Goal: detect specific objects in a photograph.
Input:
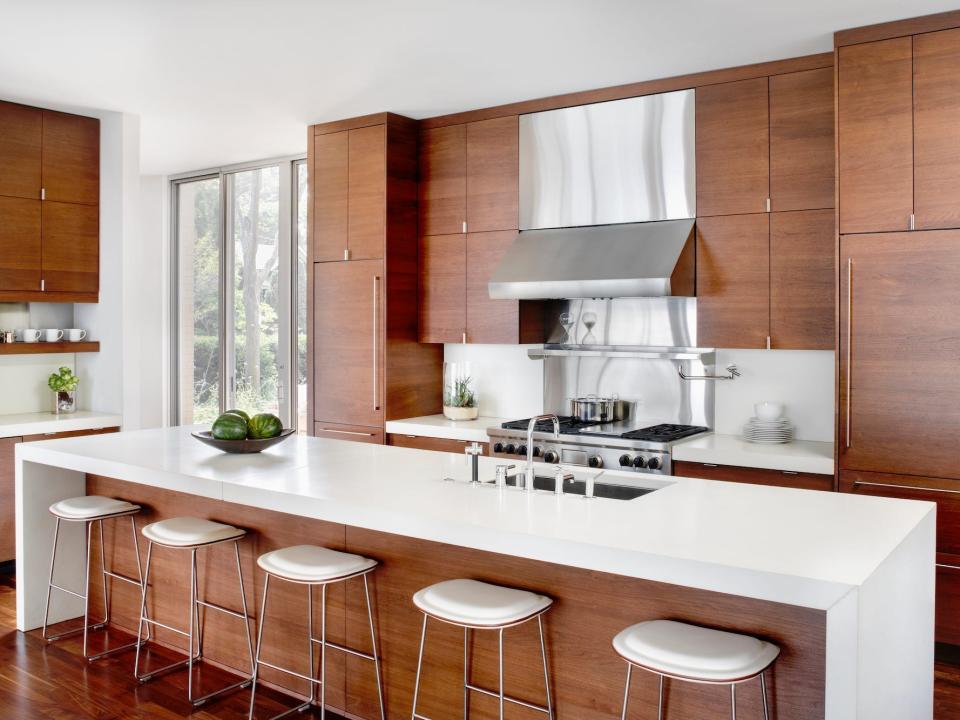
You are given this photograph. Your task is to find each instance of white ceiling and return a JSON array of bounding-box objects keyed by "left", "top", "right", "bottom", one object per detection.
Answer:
[{"left": 0, "top": 0, "right": 955, "bottom": 175}]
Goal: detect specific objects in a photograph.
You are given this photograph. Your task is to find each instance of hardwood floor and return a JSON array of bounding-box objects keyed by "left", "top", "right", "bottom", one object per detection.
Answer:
[{"left": 0, "top": 569, "right": 345, "bottom": 719}]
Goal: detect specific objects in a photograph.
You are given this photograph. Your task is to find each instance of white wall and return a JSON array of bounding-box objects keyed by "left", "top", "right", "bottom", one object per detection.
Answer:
[{"left": 443, "top": 344, "right": 542, "bottom": 419}]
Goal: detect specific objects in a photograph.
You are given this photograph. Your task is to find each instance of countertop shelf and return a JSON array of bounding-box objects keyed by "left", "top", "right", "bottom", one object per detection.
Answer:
[{"left": 0, "top": 341, "right": 99, "bottom": 355}]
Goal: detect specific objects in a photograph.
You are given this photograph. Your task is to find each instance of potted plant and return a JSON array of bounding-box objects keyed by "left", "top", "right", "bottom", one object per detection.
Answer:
[
  {"left": 443, "top": 362, "right": 478, "bottom": 421},
  {"left": 48, "top": 366, "right": 79, "bottom": 415}
]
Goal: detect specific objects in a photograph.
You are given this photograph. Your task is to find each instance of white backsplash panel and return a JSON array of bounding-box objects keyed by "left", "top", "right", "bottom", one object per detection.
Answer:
[{"left": 443, "top": 344, "right": 543, "bottom": 419}]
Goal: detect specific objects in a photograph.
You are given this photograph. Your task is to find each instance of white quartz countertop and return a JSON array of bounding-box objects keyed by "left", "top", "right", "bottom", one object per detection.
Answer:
[
  {"left": 0, "top": 411, "right": 122, "bottom": 439},
  {"left": 18, "top": 426, "right": 930, "bottom": 611},
  {"left": 672, "top": 433, "right": 835, "bottom": 475},
  {"left": 384, "top": 414, "right": 508, "bottom": 443}
]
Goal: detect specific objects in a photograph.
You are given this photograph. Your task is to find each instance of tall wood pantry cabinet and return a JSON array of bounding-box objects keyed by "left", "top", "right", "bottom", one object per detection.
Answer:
[
  {"left": 0, "top": 100, "right": 99, "bottom": 302},
  {"left": 308, "top": 114, "right": 441, "bottom": 443}
]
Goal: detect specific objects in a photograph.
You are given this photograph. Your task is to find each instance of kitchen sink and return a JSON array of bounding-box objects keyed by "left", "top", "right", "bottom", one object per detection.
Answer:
[{"left": 489, "top": 474, "right": 654, "bottom": 501}]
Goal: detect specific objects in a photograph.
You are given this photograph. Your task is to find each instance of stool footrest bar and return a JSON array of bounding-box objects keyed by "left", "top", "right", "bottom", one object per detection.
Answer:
[
  {"left": 309, "top": 637, "right": 376, "bottom": 661},
  {"left": 103, "top": 570, "right": 144, "bottom": 586},
  {"left": 87, "top": 638, "right": 147, "bottom": 662},
  {"left": 137, "top": 654, "right": 201, "bottom": 682},
  {"left": 195, "top": 598, "right": 248, "bottom": 620},
  {"left": 45, "top": 622, "right": 107, "bottom": 642},
  {"left": 465, "top": 683, "right": 551, "bottom": 714},
  {"left": 141, "top": 617, "right": 190, "bottom": 637},
  {"left": 257, "top": 659, "right": 324, "bottom": 685},
  {"left": 49, "top": 583, "right": 85, "bottom": 600}
]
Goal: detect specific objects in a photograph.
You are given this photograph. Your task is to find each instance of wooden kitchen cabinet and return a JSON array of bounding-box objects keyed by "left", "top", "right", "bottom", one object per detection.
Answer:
[
  {"left": 696, "top": 214, "right": 770, "bottom": 348},
  {"left": 0, "top": 196, "right": 41, "bottom": 291},
  {"left": 419, "top": 233, "right": 465, "bottom": 344},
  {"left": 419, "top": 124, "right": 466, "bottom": 236},
  {"left": 41, "top": 110, "right": 99, "bottom": 206},
  {"left": 840, "top": 231, "right": 960, "bottom": 479},
  {"left": 387, "top": 433, "right": 488, "bottom": 455},
  {"left": 695, "top": 77, "right": 770, "bottom": 217},
  {"left": 674, "top": 461, "right": 834, "bottom": 492},
  {"left": 41, "top": 201, "right": 99, "bottom": 294},
  {"left": 311, "top": 130, "right": 348, "bottom": 262},
  {"left": 314, "top": 422, "right": 384, "bottom": 445},
  {"left": 0, "top": 101, "right": 41, "bottom": 199},
  {"left": 21, "top": 426, "right": 119, "bottom": 443},
  {"left": 465, "top": 230, "right": 523, "bottom": 343},
  {"left": 0, "top": 437, "right": 19, "bottom": 564},
  {"left": 838, "top": 37, "right": 914, "bottom": 234}
]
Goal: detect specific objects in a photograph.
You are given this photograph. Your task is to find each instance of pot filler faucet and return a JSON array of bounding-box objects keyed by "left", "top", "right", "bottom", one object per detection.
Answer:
[{"left": 526, "top": 414, "right": 560, "bottom": 491}]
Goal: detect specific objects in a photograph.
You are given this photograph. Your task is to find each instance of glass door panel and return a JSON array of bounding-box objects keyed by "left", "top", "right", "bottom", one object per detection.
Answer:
[{"left": 295, "top": 160, "right": 308, "bottom": 433}]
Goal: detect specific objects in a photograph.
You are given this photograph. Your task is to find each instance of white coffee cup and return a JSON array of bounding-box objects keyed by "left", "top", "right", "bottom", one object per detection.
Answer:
[
  {"left": 755, "top": 401, "right": 785, "bottom": 421},
  {"left": 21, "top": 329, "right": 40, "bottom": 343},
  {"left": 64, "top": 329, "right": 87, "bottom": 342},
  {"left": 42, "top": 329, "right": 64, "bottom": 342}
]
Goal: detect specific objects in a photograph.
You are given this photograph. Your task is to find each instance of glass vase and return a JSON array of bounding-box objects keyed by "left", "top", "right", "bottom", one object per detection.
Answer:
[
  {"left": 442, "top": 362, "right": 478, "bottom": 421},
  {"left": 54, "top": 390, "right": 76, "bottom": 415}
]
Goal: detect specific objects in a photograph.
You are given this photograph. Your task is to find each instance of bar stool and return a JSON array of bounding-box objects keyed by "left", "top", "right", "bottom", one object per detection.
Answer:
[
  {"left": 248, "top": 544, "right": 384, "bottom": 720},
  {"left": 43, "top": 495, "right": 146, "bottom": 661},
  {"left": 134, "top": 516, "right": 255, "bottom": 707},
  {"left": 410, "top": 578, "right": 554, "bottom": 720},
  {"left": 613, "top": 620, "right": 780, "bottom": 720}
]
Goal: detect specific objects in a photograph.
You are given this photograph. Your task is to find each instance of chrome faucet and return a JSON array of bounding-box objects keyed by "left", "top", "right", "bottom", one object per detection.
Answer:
[{"left": 526, "top": 414, "right": 559, "bottom": 492}]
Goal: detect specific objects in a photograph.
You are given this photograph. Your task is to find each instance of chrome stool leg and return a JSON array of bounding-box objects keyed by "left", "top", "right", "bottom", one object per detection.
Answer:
[
  {"left": 658, "top": 674, "right": 664, "bottom": 720},
  {"left": 760, "top": 672, "right": 769, "bottom": 720},
  {"left": 619, "top": 663, "right": 632, "bottom": 720},
  {"left": 537, "top": 615, "right": 553, "bottom": 720},
  {"left": 497, "top": 628, "right": 505, "bottom": 720},
  {"left": 463, "top": 626, "right": 471, "bottom": 720},
  {"left": 364, "top": 574, "right": 386, "bottom": 720},
  {"left": 730, "top": 683, "right": 736, "bottom": 720},
  {"left": 411, "top": 614, "right": 428, "bottom": 720}
]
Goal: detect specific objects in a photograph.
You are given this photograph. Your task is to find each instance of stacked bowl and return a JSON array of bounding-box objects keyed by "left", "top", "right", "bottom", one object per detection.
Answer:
[{"left": 742, "top": 401, "right": 794, "bottom": 444}]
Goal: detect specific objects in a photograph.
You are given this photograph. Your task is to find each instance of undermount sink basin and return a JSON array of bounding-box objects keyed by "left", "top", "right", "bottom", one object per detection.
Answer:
[{"left": 490, "top": 474, "right": 655, "bottom": 501}]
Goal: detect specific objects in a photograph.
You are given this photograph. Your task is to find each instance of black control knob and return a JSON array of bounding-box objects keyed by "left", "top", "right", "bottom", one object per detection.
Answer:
[
  {"left": 619, "top": 454, "right": 632, "bottom": 467},
  {"left": 504, "top": 443, "right": 516, "bottom": 454},
  {"left": 632, "top": 456, "right": 647, "bottom": 469},
  {"left": 543, "top": 450, "right": 559, "bottom": 464},
  {"left": 493, "top": 442, "right": 504, "bottom": 453},
  {"left": 647, "top": 457, "right": 661, "bottom": 470},
  {"left": 533, "top": 446, "right": 543, "bottom": 458},
  {"left": 588, "top": 455, "right": 603, "bottom": 469},
  {"left": 517, "top": 445, "right": 528, "bottom": 456}
]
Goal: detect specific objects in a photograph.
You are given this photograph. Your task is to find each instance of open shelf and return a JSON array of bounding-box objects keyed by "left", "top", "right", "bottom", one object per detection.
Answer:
[{"left": 0, "top": 341, "right": 99, "bottom": 355}]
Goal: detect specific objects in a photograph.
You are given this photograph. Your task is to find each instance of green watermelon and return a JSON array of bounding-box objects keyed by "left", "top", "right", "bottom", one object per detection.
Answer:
[
  {"left": 224, "top": 408, "right": 250, "bottom": 423},
  {"left": 211, "top": 413, "right": 249, "bottom": 441},
  {"left": 247, "top": 413, "right": 283, "bottom": 439}
]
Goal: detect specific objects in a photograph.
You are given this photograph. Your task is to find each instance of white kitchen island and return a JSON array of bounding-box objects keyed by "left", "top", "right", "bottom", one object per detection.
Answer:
[{"left": 16, "top": 426, "right": 934, "bottom": 719}]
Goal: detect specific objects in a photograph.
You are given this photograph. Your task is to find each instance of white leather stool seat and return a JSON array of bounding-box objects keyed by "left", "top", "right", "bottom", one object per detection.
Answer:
[
  {"left": 413, "top": 579, "right": 552, "bottom": 628},
  {"left": 141, "top": 517, "right": 244, "bottom": 547},
  {"left": 257, "top": 544, "right": 376, "bottom": 582},
  {"left": 49, "top": 495, "right": 140, "bottom": 520},
  {"left": 613, "top": 620, "right": 780, "bottom": 683}
]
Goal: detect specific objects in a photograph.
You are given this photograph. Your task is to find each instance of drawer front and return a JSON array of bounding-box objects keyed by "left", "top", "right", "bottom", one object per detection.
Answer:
[
  {"left": 937, "top": 557, "right": 960, "bottom": 646},
  {"left": 22, "top": 426, "right": 119, "bottom": 443},
  {"left": 840, "top": 469, "right": 960, "bottom": 556},
  {"left": 387, "top": 433, "right": 488, "bottom": 455},
  {"left": 674, "top": 461, "right": 834, "bottom": 491},
  {"left": 313, "top": 422, "right": 383, "bottom": 445}
]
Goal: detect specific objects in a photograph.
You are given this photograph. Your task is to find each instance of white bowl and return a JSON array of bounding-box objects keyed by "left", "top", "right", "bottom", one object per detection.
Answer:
[{"left": 754, "top": 401, "right": 784, "bottom": 421}]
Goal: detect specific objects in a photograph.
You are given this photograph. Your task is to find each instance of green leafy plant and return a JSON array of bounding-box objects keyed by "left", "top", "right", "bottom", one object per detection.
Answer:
[
  {"left": 443, "top": 376, "right": 476, "bottom": 408},
  {"left": 48, "top": 366, "right": 79, "bottom": 393}
]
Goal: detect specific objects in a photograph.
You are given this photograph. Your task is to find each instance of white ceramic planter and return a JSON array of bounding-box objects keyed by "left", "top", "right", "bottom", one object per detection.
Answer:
[{"left": 443, "top": 405, "right": 479, "bottom": 421}]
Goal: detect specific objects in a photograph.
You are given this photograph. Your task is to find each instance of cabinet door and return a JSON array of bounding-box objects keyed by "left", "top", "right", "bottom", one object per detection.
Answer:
[
  {"left": 0, "top": 437, "right": 19, "bottom": 563},
  {"left": 388, "top": 433, "right": 488, "bottom": 455},
  {"left": 838, "top": 38, "right": 913, "bottom": 234},
  {"left": 347, "top": 125, "right": 386, "bottom": 260},
  {"left": 313, "top": 259, "right": 384, "bottom": 428},
  {"left": 695, "top": 78, "right": 769, "bottom": 216},
  {"left": 466, "top": 116, "right": 518, "bottom": 232},
  {"left": 419, "top": 234, "right": 465, "bottom": 343},
  {"left": 466, "top": 230, "right": 519, "bottom": 343},
  {"left": 0, "top": 197, "right": 41, "bottom": 291},
  {"left": 0, "top": 101, "right": 41, "bottom": 199},
  {"left": 419, "top": 124, "right": 466, "bottom": 236},
  {"left": 41, "top": 201, "right": 98, "bottom": 294},
  {"left": 696, "top": 214, "right": 769, "bottom": 348},
  {"left": 312, "top": 130, "right": 348, "bottom": 261},
  {"left": 914, "top": 28, "right": 960, "bottom": 231},
  {"left": 674, "top": 461, "right": 833, "bottom": 492},
  {"left": 840, "top": 231, "right": 960, "bottom": 478},
  {"left": 770, "top": 209, "right": 834, "bottom": 349},
  {"left": 769, "top": 67, "right": 834, "bottom": 212},
  {"left": 314, "top": 422, "right": 383, "bottom": 445},
  {"left": 41, "top": 110, "right": 99, "bottom": 205}
]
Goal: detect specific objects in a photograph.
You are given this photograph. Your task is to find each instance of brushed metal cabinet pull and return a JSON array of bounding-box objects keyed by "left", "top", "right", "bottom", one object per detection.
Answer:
[
  {"left": 937, "top": 563, "right": 960, "bottom": 571},
  {"left": 372, "top": 275, "right": 380, "bottom": 411},
  {"left": 319, "top": 428, "right": 375, "bottom": 437},
  {"left": 854, "top": 479, "right": 960, "bottom": 496},
  {"left": 846, "top": 258, "right": 853, "bottom": 448}
]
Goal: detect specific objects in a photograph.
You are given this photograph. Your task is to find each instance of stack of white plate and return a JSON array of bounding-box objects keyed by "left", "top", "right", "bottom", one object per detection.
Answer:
[{"left": 742, "top": 417, "right": 795, "bottom": 444}]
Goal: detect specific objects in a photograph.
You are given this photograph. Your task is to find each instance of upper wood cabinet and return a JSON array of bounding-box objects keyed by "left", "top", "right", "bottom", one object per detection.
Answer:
[
  {"left": 419, "top": 116, "right": 518, "bottom": 235},
  {"left": 838, "top": 37, "right": 914, "bottom": 234},
  {"left": 465, "top": 230, "right": 522, "bottom": 343},
  {"left": 695, "top": 78, "right": 769, "bottom": 217},
  {"left": 0, "top": 101, "right": 99, "bottom": 302},
  {"left": 311, "top": 130, "right": 348, "bottom": 262}
]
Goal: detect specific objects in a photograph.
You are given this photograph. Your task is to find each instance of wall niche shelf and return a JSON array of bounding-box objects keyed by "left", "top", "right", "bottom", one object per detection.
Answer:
[{"left": 0, "top": 342, "right": 99, "bottom": 356}]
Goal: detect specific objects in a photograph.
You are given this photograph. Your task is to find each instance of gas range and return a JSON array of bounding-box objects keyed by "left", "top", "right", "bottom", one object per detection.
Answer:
[{"left": 487, "top": 416, "right": 709, "bottom": 476}]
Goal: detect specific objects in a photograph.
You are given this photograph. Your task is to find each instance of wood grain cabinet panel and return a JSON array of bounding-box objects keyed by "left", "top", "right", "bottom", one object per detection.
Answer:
[
  {"left": 466, "top": 230, "right": 519, "bottom": 344},
  {"left": 419, "top": 124, "right": 466, "bottom": 236},
  {"left": 838, "top": 37, "right": 914, "bottom": 234},
  {"left": 675, "top": 461, "right": 833, "bottom": 492},
  {"left": 387, "top": 433, "right": 487, "bottom": 455},
  {"left": 314, "top": 422, "right": 384, "bottom": 445},
  {"left": 311, "top": 130, "right": 349, "bottom": 261},
  {"left": 914, "top": 27, "right": 960, "bottom": 231},
  {"left": 466, "top": 116, "right": 518, "bottom": 232},
  {"left": 0, "top": 101, "right": 41, "bottom": 199},
  {"left": 695, "top": 78, "right": 769, "bottom": 217},
  {"left": 347, "top": 125, "right": 386, "bottom": 260},
  {"left": 696, "top": 214, "right": 770, "bottom": 349},
  {"left": 0, "top": 197, "right": 41, "bottom": 291},
  {"left": 313, "top": 259, "right": 384, "bottom": 428},
  {"left": 769, "top": 67, "right": 835, "bottom": 212},
  {"left": 41, "top": 201, "right": 98, "bottom": 294},
  {"left": 41, "top": 110, "right": 99, "bottom": 206},
  {"left": 0, "top": 437, "right": 19, "bottom": 563},
  {"left": 770, "top": 209, "right": 835, "bottom": 350},
  {"left": 840, "top": 231, "right": 960, "bottom": 479},
  {"left": 418, "top": 234, "right": 465, "bottom": 343},
  {"left": 937, "top": 559, "right": 960, "bottom": 646}
]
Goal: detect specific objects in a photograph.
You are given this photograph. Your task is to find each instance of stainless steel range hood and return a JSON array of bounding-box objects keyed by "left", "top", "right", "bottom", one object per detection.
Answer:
[
  {"left": 488, "top": 88, "right": 696, "bottom": 300},
  {"left": 487, "top": 220, "right": 696, "bottom": 299}
]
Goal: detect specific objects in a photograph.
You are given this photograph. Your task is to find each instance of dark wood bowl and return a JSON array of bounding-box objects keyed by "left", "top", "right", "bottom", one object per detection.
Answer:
[{"left": 191, "top": 427, "right": 295, "bottom": 453}]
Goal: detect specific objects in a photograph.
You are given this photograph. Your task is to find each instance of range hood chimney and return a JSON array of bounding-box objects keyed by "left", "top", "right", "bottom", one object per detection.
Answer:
[{"left": 488, "top": 88, "right": 697, "bottom": 300}]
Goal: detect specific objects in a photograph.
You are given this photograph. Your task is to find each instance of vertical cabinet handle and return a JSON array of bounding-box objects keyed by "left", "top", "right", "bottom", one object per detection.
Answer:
[
  {"left": 909, "top": 214, "right": 916, "bottom": 231},
  {"left": 846, "top": 258, "right": 853, "bottom": 448},
  {"left": 372, "top": 275, "right": 380, "bottom": 411}
]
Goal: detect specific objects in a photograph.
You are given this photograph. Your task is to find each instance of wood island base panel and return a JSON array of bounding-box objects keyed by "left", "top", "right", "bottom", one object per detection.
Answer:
[{"left": 83, "top": 474, "right": 825, "bottom": 720}]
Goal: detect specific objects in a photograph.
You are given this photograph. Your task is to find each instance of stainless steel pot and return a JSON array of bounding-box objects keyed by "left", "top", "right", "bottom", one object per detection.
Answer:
[{"left": 570, "top": 395, "right": 618, "bottom": 423}]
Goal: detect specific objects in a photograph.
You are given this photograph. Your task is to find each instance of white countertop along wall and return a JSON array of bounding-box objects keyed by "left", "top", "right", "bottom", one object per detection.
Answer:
[
  {"left": 385, "top": 415, "right": 508, "bottom": 443},
  {"left": 672, "top": 433, "right": 834, "bottom": 474},
  {"left": 0, "top": 411, "right": 123, "bottom": 439}
]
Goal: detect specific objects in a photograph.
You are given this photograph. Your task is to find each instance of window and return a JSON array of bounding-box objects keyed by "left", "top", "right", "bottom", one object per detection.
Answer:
[{"left": 173, "top": 157, "right": 306, "bottom": 429}]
